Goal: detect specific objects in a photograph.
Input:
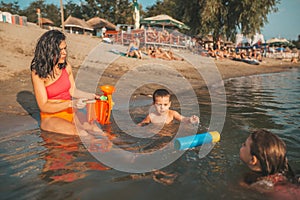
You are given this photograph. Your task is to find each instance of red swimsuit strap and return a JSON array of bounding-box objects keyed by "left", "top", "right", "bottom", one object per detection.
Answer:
[{"left": 46, "top": 68, "right": 71, "bottom": 100}]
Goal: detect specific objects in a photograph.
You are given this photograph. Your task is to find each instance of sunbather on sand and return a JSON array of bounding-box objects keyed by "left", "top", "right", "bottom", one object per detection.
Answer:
[
  {"left": 126, "top": 38, "right": 142, "bottom": 59},
  {"left": 167, "top": 49, "right": 184, "bottom": 61},
  {"left": 147, "top": 46, "right": 183, "bottom": 61}
]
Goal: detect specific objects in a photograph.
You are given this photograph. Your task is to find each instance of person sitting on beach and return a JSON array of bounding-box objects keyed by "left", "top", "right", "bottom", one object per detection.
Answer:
[
  {"left": 255, "top": 50, "right": 263, "bottom": 62},
  {"left": 239, "top": 129, "right": 300, "bottom": 198},
  {"left": 147, "top": 46, "right": 183, "bottom": 61},
  {"left": 291, "top": 57, "right": 298, "bottom": 63},
  {"left": 215, "top": 49, "right": 224, "bottom": 59},
  {"left": 147, "top": 45, "right": 156, "bottom": 58},
  {"left": 154, "top": 47, "right": 172, "bottom": 60},
  {"left": 126, "top": 38, "right": 142, "bottom": 59},
  {"left": 221, "top": 47, "right": 229, "bottom": 58},
  {"left": 146, "top": 46, "right": 170, "bottom": 60},
  {"left": 207, "top": 47, "right": 216, "bottom": 58},
  {"left": 249, "top": 47, "right": 263, "bottom": 62},
  {"left": 250, "top": 47, "right": 257, "bottom": 59},
  {"left": 30, "top": 30, "right": 103, "bottom": 136},
  {"left": 240, "top": 50, "right": 249, "bottom": 59},
  {"left": 159, "top": 29, "right": 170, "bottom": 43},
  {"left": 208, "top": 47, "right": 225, "bottom": 60},
  {"left": 138, "top": 89, "right": 199, "bottom": 126},
  {"left": 146, "top": 27, "right": 158, "bottom": 43},
  {"left": 166, "top": 49, "right": 184, "bottom": 61}
]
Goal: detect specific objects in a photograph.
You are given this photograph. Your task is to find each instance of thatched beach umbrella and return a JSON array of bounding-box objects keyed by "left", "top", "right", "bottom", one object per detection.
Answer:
[
  {"left": 140, "top": 14, "right": 189, "bottom": 30},
  {"left": 63, "top": 15, "right": 93, "bottom": 34},
  {"left": 266, "top": 37, "right": 281, "bottom": 44},
  {"left": 40, "top": 17, "right": 54, "bottom": 25},
  {"left": 266, "top": 37, "right": 291, "bottom": 47},
  {"left": 87, "top": 17, "right": 116, "bottom": 30}
]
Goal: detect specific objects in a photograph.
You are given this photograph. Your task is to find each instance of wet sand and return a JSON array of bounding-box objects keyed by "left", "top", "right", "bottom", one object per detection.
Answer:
[{"left": 0, "top": 22, "right": 299, "bottom": 135}]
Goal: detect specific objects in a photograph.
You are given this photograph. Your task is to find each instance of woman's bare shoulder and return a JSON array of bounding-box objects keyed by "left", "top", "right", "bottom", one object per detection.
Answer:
[
  {"left": 31, "top": 70, "right": 44, "bottom": 81},
  {"left": 65, "top": 62, "right": 73, "bottom": 74}
]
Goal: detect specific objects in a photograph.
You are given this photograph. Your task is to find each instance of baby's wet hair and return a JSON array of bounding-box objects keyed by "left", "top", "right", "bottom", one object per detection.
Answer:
[{"left": 153, "top": 89, "right": 171, "bottom": 102}]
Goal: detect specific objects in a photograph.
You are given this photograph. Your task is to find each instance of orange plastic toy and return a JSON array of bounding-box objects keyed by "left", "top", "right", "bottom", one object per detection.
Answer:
[
  {"left": 86, "top": 99, "right": 97, "bottom": 122},
  {"left": 95, "top": 85, "right": 115, "bottom": 125}
]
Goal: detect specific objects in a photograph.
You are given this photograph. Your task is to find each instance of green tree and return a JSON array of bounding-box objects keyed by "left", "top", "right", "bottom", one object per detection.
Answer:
[
  {"left": 145, "top": 0, "right": 280, "bottom": 42},
  {"left": 113, "top": 0, "right": 132, "bottom": 25},
  {"left": 81, "top": 0, "right": 133, "bottom": 24},
  {"left": 172, "top": 0, "right": 202, "bottom": 35},
  {"left": 0, "top": 1, "right": 20, "bottom": 14},
  {"left": 44, "top": 4, "right": 60, "bottom": 26},
  {"left": 65, "top": 0, "right": 83, "bottom": 19},
  {"left": 21, "top": 0, "right": 46, "bottom": 23},
  {"left": 20, "top": 0, "right": 61, "bottom": 26},
  {"left": 81, "top": 0, "right": 100, "bottom": 20},
  {"left": 144, "top": 0, "right": 173, "bottom": 18}
]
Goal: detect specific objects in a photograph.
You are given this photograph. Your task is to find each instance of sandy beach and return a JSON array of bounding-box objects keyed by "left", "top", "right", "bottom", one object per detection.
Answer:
[{"left": 0, "top": 22, "right": 299, "bottom": 135}]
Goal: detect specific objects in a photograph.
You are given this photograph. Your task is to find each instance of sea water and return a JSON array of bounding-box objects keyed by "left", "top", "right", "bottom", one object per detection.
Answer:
[{"left": 0, "top": 69, "right": 299, "bottom": 200}]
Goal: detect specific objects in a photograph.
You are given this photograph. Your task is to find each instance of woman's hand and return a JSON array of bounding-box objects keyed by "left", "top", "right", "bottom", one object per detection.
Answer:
[
  {"left": 71, "top": 98, "right": 87, "bottom": 109},
  {"left": 94, "top": 94, "right": 101, "bottom": 100}
]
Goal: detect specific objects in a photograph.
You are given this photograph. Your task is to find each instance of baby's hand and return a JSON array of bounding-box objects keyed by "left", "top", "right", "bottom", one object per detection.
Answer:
[{"left": 189, "top": 115, "right": 200, "bottom": 124}]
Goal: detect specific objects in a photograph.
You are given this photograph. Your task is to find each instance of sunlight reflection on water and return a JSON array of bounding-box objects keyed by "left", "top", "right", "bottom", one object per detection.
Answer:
[{"left": 0, "top": 69, "right": 299, "bottom": 200}]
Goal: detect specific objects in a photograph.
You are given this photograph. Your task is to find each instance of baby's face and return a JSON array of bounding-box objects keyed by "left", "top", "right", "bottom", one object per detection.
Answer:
[{"left": 154, "top": 96, "right": 171, "bottom": 115}]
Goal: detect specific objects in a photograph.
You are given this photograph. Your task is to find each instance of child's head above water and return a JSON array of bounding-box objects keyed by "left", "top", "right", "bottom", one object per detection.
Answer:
[
  {"left": 152, "top": 89, "right": 171, "bottom": 103},
  {"left": 152, "top": 89, "right": 172, "bottom": 115},
  {"left": 240, "top": 129, "right": 300, "bottom": 196},
  {"left": 138, "top": 89, "right": 200, "bottom": 125},
  {"left": 240, "top": 129, "right": 289, "bottom": 176}
]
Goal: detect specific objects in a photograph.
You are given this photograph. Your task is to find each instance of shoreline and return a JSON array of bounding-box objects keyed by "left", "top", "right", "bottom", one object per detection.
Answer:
[
  {"left": 0, "top": 22, "right": 299, "bottom": 135},
  {"left": 0, "top": 56, "right": 298, "bottom": 115},
  {"left": 0, "top": 62, "right": 298, "bottom": 137},
  {"left": 0, "top": 22, "right": 299, "bottom": 82}
]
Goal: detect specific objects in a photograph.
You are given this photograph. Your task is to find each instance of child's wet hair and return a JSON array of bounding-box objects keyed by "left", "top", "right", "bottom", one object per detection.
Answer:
[
  {"left": 249, "top": 129, "right": 300, "bottom": 182},
  {"left": 246, "top": 129, "right": 299, "bottom": 184},
  {"left": 250, "top": 129, "right": 288, "bottom": 176},
  {"left": 152, "top": 89, "right": 171, "bottom": 102}
]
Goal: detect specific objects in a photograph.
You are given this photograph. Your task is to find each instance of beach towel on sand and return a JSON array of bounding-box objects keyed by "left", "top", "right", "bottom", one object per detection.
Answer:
[
  {"left": 110, "top": 49, "right": 148, "bottom": 58},
  {"left": 110, "top": 49, "right": 129, "bottom": 57},
  {"left": 232, "top": 57, "right": 260, "bottom": 65}
]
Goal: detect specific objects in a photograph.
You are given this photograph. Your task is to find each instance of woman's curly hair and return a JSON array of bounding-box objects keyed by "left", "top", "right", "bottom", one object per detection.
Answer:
[{"left": 30, "top": 30, "right": 66, "bottom": 78}]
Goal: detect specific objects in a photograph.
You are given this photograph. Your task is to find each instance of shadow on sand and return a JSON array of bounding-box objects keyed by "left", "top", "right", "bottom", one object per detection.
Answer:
[{"left": 17, "top": 90, "right": 40, "bottom": 125}]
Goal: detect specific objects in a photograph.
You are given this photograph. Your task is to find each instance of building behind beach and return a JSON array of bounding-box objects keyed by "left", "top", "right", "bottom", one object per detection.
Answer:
[{"left": 0, "top": 11, "right": 27, "bottom": 26}]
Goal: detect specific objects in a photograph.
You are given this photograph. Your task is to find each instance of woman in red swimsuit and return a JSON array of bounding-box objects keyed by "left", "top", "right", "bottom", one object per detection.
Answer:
[
  {"left": 31, "top": 30, "right": 101, "bottom": 136},
  {"left": 239, "top": 129, "right": 299, "bottom": 198}
]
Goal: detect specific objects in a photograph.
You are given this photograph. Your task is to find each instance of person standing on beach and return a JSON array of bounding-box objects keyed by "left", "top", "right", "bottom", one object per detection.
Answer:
[{"left": 30, "top": 30, "right": 102, "bottom": 136}]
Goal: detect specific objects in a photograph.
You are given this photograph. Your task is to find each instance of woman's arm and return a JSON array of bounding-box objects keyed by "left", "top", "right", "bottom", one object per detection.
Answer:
[{"left": 31, "top": 71, "right": 71, "bottom": 113}]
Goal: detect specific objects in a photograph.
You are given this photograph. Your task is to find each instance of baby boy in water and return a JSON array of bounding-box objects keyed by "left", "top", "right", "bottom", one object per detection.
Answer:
[{"left": 138, "top": 89, "right": 199, "bottom": 126}]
